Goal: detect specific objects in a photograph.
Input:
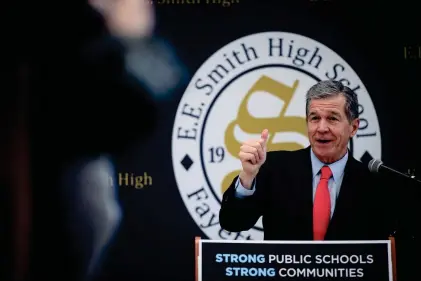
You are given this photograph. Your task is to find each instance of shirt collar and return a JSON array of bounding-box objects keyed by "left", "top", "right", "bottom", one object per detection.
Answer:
[{"left": 310, "top": 148, "right": 348, "bottom": 181}]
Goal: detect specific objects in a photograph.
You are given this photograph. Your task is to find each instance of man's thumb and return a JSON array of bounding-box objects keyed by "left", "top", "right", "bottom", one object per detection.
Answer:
[{"left": 260, "top": 129, "right": 269, "bottom": 146}]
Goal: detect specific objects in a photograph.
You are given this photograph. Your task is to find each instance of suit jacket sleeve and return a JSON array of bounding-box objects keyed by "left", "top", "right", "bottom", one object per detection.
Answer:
[{"left": 219, "top": 152, "right": 274, "bottom": 232}]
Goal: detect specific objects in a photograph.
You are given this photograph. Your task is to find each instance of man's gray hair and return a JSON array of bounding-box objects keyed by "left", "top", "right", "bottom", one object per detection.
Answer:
[{"left": 305, "top": 80, "right": 359, "bottom": 122}]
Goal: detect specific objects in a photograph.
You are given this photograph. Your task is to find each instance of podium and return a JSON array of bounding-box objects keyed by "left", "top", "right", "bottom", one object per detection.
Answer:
[{"left": 195, "top": 236, "right": 397, "bottom": 281}]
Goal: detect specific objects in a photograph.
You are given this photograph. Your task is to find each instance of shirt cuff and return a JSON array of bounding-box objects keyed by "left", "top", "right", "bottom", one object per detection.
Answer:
[{"left": 234, "top": 178, "right": 256, "bottom": 198}]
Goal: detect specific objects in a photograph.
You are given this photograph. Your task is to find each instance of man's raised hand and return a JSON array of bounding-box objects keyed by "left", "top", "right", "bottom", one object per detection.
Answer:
[{"left": 238, "top": 129, "right": 269, "bottom": 189}]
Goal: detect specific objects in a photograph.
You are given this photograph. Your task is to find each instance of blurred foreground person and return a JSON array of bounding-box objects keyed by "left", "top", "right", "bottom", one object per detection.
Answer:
[
  {"left": 27, "top": 1, "right": 166, "bottom": 280},
  {"left": 60, "top": 0, "right": 157, "bottom": 279}
]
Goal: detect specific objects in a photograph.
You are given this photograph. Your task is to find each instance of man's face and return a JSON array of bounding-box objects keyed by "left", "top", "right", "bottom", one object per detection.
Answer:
[{"left": 307, "top": 95, "right": 359, "bottom": 163}]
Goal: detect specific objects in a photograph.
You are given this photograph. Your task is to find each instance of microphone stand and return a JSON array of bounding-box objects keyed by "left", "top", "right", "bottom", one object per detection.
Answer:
[
  {"left": 386, "top": 170, "right": 418, "bottom": 281},
  {"left": 396, "top": 169, "right": 419, "bottom": 281},
  {"left": 388, "top": 168, "right": 419, "bottom": 239}
]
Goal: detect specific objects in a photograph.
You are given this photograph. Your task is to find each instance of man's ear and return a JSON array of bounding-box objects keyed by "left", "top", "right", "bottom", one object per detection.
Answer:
[{"left": 350, "top": 118, "right": 360, "bottom": 137}]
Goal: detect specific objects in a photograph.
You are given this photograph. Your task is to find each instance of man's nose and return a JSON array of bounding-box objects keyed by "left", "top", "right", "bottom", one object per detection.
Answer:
[{"left": 317, "top": 120, "right": 329, "bottom": 132}]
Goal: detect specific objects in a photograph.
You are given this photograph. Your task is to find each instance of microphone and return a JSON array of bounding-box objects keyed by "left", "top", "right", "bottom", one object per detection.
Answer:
[{"left": 368, "top": 159, "right": 421, "bottom": 184}]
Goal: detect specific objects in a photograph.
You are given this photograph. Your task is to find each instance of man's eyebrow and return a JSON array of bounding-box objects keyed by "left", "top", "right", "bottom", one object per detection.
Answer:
[
  {"left": 329, "top": 111, "right": 341, "bottom": 116},
  {"left": 308, "top": 111, "right": 341, "bottom": 116}
]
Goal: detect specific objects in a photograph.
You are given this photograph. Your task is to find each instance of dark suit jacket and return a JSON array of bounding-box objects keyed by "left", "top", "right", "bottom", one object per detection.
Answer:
[{"left": 219, "top": 146, "right": 401, "bottom": 241}]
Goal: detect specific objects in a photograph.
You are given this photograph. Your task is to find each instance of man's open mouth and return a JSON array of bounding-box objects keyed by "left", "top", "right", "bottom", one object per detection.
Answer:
[{"left": 317, "top": 139, "right": 332, "bottom": 144}]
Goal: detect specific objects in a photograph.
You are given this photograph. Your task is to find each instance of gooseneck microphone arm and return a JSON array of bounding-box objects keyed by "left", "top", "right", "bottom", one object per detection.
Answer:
[{"left": 368, "top": 159, "right": 421, "bottom": 184}]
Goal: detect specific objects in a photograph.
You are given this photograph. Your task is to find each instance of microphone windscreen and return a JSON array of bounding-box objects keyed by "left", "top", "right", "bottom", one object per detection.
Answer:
[{"left": 368, "top": 159, "right": 383, "bottom": 173}]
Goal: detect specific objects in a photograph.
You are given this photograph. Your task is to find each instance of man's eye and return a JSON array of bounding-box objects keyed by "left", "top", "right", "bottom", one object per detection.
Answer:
[
  {"left": 329, "top": 117, "right": 338, "bottom": 121},
  {"left": 311, "top": 116, "right": 319, "bottom": 120}
]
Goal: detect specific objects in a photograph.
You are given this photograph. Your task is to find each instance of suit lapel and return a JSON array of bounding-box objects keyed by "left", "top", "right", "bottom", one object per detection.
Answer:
[
  {"left": 325, "top": 157, "right": 359, "bottom": 239},
  {"left": 291, "top": 147, "right": 314, "bottom": 239}
]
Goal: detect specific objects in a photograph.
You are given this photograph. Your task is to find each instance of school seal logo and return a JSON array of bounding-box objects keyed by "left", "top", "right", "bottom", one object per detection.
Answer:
[{"left": 171, "top": 32, "right": 381, "bottom": 240}]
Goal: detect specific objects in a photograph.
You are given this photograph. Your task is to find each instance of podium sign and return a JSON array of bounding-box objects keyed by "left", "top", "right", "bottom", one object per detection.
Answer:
[{"left": 196, "top": 239, "right": 393, "bottom": 281}]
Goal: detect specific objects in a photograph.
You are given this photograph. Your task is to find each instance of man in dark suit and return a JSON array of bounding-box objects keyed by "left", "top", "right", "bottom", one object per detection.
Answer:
[{"left": 219, "top": 79, "right": 397, "bottom": 241}]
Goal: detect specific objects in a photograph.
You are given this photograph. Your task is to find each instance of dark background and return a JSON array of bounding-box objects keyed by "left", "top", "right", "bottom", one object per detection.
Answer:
[{"left": 4, "top": 1, "right": 420, "bottom": 281}]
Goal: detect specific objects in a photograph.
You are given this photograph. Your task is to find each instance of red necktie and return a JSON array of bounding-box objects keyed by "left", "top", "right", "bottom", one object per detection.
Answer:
[{"left": 313, "top": 166, "right": 332, "bottom": 240}]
